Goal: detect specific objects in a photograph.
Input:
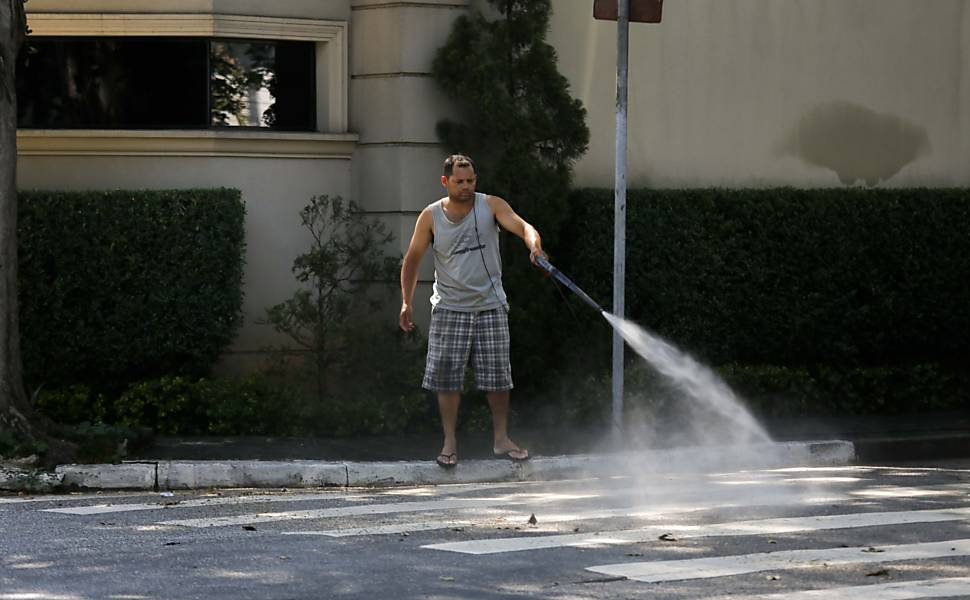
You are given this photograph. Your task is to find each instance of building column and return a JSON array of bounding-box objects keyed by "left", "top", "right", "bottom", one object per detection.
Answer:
[{"left": 349, "top": 0, "right": 470, "bottom": 326}]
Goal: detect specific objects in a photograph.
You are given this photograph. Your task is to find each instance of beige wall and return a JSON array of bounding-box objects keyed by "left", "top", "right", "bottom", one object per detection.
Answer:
[{"left": 547, "top": 0, "right": 970, "bottom": 188}]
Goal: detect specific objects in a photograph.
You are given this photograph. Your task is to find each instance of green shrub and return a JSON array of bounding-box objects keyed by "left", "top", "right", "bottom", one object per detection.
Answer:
[
  {"left": 531, "top": 360, "right": 968, "bottom": 429},
  {"left": 35, "top": 385, "right": 109, "bottom": 425},
  {"left": 0, "top": 430, "right": 29, "bottom": 460},
  {"left": 18, "top": 188, "right": 246, "bottom": 393},
  {"left": 61, "top": 422, "right": 153, "bottom": 464},
  {"left": 559, "top": 188, "right": 970, "bottom": 369},
  {"left": 718, "top": 363, "right": 968, "bottom": 417},
  {"left": 199, "top": 375, "right": 297, "bottom": 436},
  {"left": 108, "top": 374, "right": 299, "bottom": 436},
  {"left": 115, "top": 376, "right": 201, "bottom": 435}
]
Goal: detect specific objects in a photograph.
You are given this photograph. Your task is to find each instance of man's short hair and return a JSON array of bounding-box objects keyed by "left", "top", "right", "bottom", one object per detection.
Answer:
[{"left": 443, "top": 154, "right": 476, "bottom": 177}]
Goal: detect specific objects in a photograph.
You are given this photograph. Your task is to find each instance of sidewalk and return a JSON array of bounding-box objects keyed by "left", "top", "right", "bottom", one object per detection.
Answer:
[
  {"left": 133, "top": 411, "right": 970, "bottom": 464},
  {"left": 1, "top": 411, "right": 966, "bottom": 493},
  {"left": 764, "top": 411, "right": 970, "bottom": 463}
]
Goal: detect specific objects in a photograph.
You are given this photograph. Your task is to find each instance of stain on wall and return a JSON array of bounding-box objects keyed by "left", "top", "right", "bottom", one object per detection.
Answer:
[{"left": 778, "top": 101, "right": 931, "bottom": 186}]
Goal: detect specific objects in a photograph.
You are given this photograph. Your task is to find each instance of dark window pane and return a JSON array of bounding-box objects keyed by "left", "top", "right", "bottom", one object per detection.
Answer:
[
  {"left": 17, "top": 38, "right": 208, "bottom": 129},
  {"left": 210, "top": 40, "right": 315, "bottom": 131},
  {"left": 269, "top": 42, "right": 316, "bottom": 131}
]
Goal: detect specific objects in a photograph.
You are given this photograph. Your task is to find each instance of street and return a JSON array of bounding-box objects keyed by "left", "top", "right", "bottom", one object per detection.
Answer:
[{"left": 2, "top": 461, "right": 969, "bottom": 599}]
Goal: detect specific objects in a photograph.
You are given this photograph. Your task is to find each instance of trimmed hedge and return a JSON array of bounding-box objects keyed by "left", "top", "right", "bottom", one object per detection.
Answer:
[
  {"left": 558, "top": 188, "right": 970, "bottom": 368},
  {"left": 720, "top": 362, "right": 970, "bottom": 417},
  {"left": 18, "top": 188, "right": 246, "bottom": 391}
]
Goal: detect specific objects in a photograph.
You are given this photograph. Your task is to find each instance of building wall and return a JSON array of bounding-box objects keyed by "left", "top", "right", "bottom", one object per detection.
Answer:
[{"left": 546, "top": 0, "right": 970, "bottom": 188}]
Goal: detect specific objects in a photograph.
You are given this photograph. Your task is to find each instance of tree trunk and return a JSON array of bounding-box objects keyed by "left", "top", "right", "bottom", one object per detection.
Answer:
[{"left": 0, "top": 1, "right": 73, "bottom": 464}]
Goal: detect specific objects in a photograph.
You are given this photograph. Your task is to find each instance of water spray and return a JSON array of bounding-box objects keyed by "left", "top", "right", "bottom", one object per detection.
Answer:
[
  {"left": 534, "top": 254, "right": 772, "bottom": 447},
  {"left": 534, "top": 255, "right": 606, "bottom": 315}
]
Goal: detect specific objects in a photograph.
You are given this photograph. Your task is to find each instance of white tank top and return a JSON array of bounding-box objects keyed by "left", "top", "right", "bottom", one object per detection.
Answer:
[{"left": 429, "top": 192, "right": 507, "bottom": 312}]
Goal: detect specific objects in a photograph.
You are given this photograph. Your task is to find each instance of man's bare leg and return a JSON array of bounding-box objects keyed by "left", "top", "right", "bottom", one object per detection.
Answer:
[
  {"left": 437, "top": 391, "right": 460, "bottom": 465},
  {"left": 487, "top": 390, "right": 528, "bottom": 459}
]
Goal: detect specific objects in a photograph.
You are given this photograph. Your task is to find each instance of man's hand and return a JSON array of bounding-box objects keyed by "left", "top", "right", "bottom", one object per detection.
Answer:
[
  {"left": 400, "top": 303, "right": 415, "bottom": 332},
  {"left": 529, "top": 243, "right": 547, "bottom": 266}
]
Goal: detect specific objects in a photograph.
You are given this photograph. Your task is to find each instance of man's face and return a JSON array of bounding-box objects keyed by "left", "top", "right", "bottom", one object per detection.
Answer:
[{"left": 442, "top": 165, "right": 477, "bottom": 203}]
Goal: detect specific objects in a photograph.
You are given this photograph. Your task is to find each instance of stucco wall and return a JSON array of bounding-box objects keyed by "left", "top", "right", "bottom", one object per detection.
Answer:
[{"left": 547, "top": 0, "right": 970, "bottom": 188}]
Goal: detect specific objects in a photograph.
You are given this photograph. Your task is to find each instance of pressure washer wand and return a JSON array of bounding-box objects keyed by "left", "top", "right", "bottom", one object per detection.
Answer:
[{"left": 534, "top": 255, "right": 606, "bottom": 315}]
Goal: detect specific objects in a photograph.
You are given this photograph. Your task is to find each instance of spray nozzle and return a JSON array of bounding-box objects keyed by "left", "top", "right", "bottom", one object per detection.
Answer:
[
  {"left": 532, "top": 255, "right": 606, "bottom": 314},
  {"left": 534, "top": 254, "right": 555, "bottom": 275}
]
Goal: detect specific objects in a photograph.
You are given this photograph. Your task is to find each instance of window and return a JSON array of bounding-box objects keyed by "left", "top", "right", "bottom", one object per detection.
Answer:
[{"left": 17, "top": 37, "right": 316, "bottom": 131}]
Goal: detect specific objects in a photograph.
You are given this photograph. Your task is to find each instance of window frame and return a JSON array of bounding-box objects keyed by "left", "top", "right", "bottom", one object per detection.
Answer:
[{"left": 17, "top": 12, "right": 353, "bottom": 158}]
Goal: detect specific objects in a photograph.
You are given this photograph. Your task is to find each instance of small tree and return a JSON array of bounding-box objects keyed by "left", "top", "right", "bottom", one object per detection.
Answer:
[
  {"left": 432, "top": 0, "right": 589, "bottom": 234},
  {"left": 264, "top": 196, "right": 399, "bottom": 401}
]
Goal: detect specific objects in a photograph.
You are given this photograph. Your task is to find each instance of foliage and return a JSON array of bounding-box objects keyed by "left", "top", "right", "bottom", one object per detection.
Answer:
[
  {"left": 530, "top": 359, "right": 968, "bottom": 430},
  {"left": 498, "top": 187, "right": 970, "bottom": 421},
  {"left": 432, "top": 0, "right": 588, "bottom": 221},
  {"left": 34, "top": 367, "right": 436, "bottom": 438},
  {"left": 107, "top": 375, "right": 296, "bottom": 435},
  {"left": 114, "top": 376, "right": 202, "bottom": 435},
  {"left": 35, "top": 385, "right": 109, "bottom": 425},
  {"left": 431, "top": 0, "right": 591, "bottom": 403},
  {"left": 721, "top": 362, "right": 969, "bottom": 417},
  {"left": 263, "top": 195, "right": 399, "bottom": 401},
  {"left": 18, "top": 188, "right": 246, "bottom": 394},
  {"left": 59, "top": 422, "right": 152, "bottom": 464},
  {"left": 35, "top": 192, "right": 429, "bottom": 439},
  {"left": 210, "top": 42, "right": 276, "bottom": 127},
  {"left": 558, "top": 187, "right": 970, "bottom": 369},
  {"left": 0, "top": 430, "right": 35, "bottom": 460}
]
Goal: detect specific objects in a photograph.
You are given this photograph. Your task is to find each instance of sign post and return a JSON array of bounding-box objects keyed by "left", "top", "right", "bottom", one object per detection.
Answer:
[{"left": 593, "top": 0, "right": 663, "bottom": 441}]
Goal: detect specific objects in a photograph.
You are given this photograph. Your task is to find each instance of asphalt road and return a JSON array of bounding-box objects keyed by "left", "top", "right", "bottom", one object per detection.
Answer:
[{"left": 2, "top": 460, "right": 969, "bottom": 599}]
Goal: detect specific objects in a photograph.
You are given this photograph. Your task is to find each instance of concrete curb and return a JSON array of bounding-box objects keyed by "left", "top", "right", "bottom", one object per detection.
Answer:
[
  {"left": 0, "top": 466, "right": 64, "bottom": 492},
  {"left": 51, "top": 439, "right": 854, "bottom": 491},
  {"left": 160, "top": 461, "right": 349, "bottom": 490}
]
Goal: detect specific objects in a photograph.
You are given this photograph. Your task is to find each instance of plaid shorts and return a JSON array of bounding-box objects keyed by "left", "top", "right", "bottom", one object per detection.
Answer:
[{"left": 422, "top": 307, "right": 513, "bottom": 392}]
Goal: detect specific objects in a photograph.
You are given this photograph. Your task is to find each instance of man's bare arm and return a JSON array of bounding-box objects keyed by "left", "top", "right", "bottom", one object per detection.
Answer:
[
  {"left": 486, "top": 195, "right": 546, "bottom": 264},
  {"left": 400, "top": 207, "right": 433, "bottom": 331}
]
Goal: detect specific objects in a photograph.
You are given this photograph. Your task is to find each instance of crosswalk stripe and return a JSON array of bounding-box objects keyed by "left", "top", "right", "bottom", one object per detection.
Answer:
[
  {"left": 713, "top": 576, "right": 970, "bottom": 600},
  {"left": 41, "top": 491, "right": 374, "bottom": 516},
  {"left": 159, "top": 497, "right": 508, "bottom": 528},
  {"left": 159, "top": 484, "right": 742, "bottom": 529},
  {"left": 586, "top": 538, "right": 970, "bottom": 583},
  {"left": 424, "top": 506, "right": 970, "bottom": 554},
  {"left": 281, "top": 520, "right": 473, "bottom": 537},
  {"left": 29, "top": 481, "right": 540, "bottom": 514},
  {"left": 0, "top": 493, "right": 136, "bottom": 505}
]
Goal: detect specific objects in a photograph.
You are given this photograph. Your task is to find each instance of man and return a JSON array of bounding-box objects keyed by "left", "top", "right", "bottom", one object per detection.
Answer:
[{"left": 399, "top": 154, "right": 546, "bottom": 467}]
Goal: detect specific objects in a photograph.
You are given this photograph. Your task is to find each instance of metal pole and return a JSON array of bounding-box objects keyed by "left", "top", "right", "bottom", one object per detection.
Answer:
[{"left": 612, "top": 0, "right": 629, "bottom": 441}]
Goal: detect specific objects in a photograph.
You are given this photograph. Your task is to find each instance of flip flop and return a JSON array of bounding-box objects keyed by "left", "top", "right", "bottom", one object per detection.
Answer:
[
  {"left": 494, "top": 449, "right": 530, "bottom": 462},
  {"left": 435, "top": 452, "right": 458, "bottom": 468}
]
